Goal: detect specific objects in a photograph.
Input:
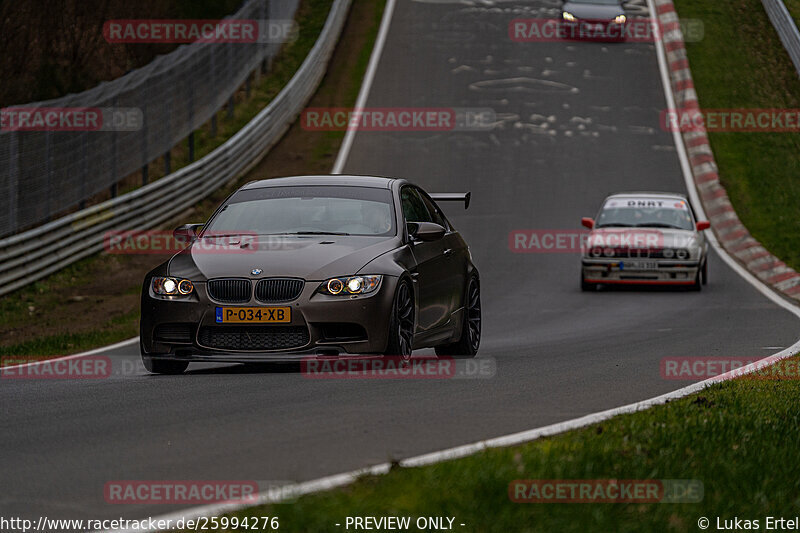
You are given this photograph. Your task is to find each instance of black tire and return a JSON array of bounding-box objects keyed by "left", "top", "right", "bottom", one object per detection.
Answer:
[
  {"left": 384, "top": 279, "right": 415, "bottom": 359},
  {"left": 435, "top": 276, "right": 481, "bottom": 358},
  {"left": 140, "top": 339, "right": 189, "bottom": 375},
  {"left": 702, "top": 260, "right": 708, "bottom": 285},
  {"left": 690, "top": 270, "right": 702, "bottom": 292},
  {"left": 581, "top": 273, "right": 596, "bottom": 292}
]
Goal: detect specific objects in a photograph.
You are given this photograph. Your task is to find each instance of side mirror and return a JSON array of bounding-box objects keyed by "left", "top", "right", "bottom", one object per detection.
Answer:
[
  {"left": 408, "top": 222, "right": 446, "bottom": 242},
  {"left": 696, "top": 220, "right": 711, "bottom": 231},
  {"left": 173, "top": 223, "right": 204, "bottom": 243},
  {"left": 581, "top": 217, "right": 595, "bottom": 229}
]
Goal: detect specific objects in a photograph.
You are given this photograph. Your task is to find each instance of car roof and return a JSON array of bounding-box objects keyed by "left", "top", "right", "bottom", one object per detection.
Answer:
[
  {"left": 605, "top": 192, "right": 688, "bottom": 201},
  {"left": 241, "top": 175, "right": 397, "bottom": 190}
]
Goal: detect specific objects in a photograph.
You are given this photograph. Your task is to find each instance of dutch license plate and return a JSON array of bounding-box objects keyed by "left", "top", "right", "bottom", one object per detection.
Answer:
[
  {"left": 621, "top": 261, "right": 659, "bottom": 271},
  {"left": 215, "top": 307, "right": 291, "bottom": 323}
]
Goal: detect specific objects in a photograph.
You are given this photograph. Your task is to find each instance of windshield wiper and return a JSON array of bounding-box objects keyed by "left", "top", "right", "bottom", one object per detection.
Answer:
[
  {"left": 595, "top": 223, "right": 634, "bottom": 228},
  {"left": 278, "top": 231, "right": 350, "bottom": 236},
  {"left": 199, "top": 233, "right": 246, "bottom": 239},
  {"left": 634, "top": 223, "right": 685, "bottom": 229}
]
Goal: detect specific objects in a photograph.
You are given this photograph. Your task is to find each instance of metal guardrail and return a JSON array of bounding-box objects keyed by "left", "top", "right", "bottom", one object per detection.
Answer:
[
  {"left": 762, "top": 0, "right": 800, "bottom": 76},
  {"left": 0, "top": 0, "right": 352, "bottom": 297},
  {"left": 0, "top": 0, "right": 300, "bottom": 238}
]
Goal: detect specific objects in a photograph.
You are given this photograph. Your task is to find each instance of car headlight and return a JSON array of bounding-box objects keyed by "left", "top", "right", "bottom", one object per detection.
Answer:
[
  {"left": 614, "top": 14, "right": 627, "bottom": 24},
  {"left": 319, "top": 275, "right": 382, "bottom": 296},
  {"left": 663, "top": 248, "right": 675, "bottom": 259},
  {"left": 676, "top": 248, "right": 690, "bottom": 260},
  {"left": 152, "top": 276, "right": 194, "bottom": 296},
  {"left": 562, "top": 11, "right": 577, "bottom": 22}
]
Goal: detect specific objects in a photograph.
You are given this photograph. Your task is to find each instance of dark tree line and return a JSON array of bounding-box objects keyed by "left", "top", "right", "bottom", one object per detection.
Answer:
[{"left": 0, "top": 0, "right": 242, "bottom": 106}]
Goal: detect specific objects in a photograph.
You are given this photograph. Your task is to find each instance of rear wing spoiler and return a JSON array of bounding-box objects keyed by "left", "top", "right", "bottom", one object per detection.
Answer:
[{"left": 429, "top": 192, "right": 471, "bottom": 210}]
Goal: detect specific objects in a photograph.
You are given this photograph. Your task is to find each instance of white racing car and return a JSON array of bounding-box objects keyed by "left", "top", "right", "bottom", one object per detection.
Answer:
[{"left": 580, "top": 192, "right": 711, "bottom": 291}]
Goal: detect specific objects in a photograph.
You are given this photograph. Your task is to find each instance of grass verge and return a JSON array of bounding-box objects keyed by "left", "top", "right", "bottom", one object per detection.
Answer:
[
  {"left": 673, "top": 0, "right": 800, "bottom": 270},
  {"left": 186, "top": 356, "right": 800, "bottom": 532},
  {"left": 785, "top": 0, "right": 800, "bottom": 23},
  {"left": 0, "top": 0, "right": 384, "bottom": 359}
]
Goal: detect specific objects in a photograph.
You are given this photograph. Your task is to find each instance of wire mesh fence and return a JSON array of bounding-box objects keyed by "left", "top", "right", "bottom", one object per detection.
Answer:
[{"left": 0, "top": 0, "right": 299, "bottom": 237}]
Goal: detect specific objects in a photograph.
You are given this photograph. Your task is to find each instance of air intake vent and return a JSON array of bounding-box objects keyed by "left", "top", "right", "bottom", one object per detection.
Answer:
[
  {"left": 198, "top": 326, "right": 310, "bottom": 351},
  {"left": 255, "top": 278, "right": 304, "bottom": 303},
  {"left": 154, "top": 323, "right": 194, "bottom": 343},
  {"left": 207, "top": 278, "right": 251, "bottom": 303}
]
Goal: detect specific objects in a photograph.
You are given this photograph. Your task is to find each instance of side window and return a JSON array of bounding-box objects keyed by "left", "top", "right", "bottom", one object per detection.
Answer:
[
  {"left": 418, "top": 191, "right": 448, "bottom": 229},
  {"left": 401, "top": 187, "right": 433, "bottom": 223}
]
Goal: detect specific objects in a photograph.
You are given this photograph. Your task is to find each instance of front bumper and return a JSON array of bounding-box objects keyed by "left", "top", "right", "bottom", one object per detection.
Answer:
[
  {"left": 582, "top": 258, "right": 700, "bottom": 285},
  {"left": 560, "top": 19, "right": 627, "bottom": 41},
  {"left": 140, "top": 276, "right": 399, "bottom": 362}
]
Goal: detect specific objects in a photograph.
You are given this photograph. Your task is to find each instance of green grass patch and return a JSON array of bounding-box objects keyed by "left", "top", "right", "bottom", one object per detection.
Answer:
[
  {"left": 673, "top": 0, "right": 800, "bottom": 270},
  {"left": 0, "top": 309, "right": 139, "bottom": 361},
  {"left": 190, "top": 357, "right": 800, "bottom": 532}
]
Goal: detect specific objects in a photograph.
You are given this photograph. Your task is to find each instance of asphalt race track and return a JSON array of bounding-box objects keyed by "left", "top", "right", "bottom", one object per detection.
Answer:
[{"left": 1, "top": 0, "right": 798, "bottom": 525}]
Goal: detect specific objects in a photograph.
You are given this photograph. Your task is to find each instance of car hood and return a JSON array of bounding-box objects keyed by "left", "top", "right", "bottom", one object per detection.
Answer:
[
  {"left": 563, "top": 1, "right": 624, "bottom": 20},
  {"left": 167, "top": 235, "right": 402, "bottom": 281},
  {"left": 587, "top": 228, "right": 699, "bottom": 249}
]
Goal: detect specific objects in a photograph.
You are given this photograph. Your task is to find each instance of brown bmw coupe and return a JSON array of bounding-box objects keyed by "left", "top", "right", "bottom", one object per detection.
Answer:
[{"left": 140, "top": 175, "right": 481, "bottom": 374}]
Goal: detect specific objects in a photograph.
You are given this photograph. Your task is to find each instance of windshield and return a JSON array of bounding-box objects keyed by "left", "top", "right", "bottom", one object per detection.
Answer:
[
  {"left": 596, "top": 198, "right": 695, "bottom": 231},
  {"left": 204, "top": 186, "right": 396, "bottom": 237}
]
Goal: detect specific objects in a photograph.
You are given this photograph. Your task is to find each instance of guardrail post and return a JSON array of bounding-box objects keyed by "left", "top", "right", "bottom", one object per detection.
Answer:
[
  {"left": 45, "top": 132, "right": 52, "bottom": 223},
  {"left": 111, "top": 108, "right": 118, "bottom": 198},
  {"left": 141, "top": 99, "right": 149, "bottom": 186},
  {"left": 228, "top": 41, "right": 235, "bottom": 119},
  {"left": 188, "top": 83, "right": 196, "bottom": 162},
  {"left": 80, "top": 133, "right": 88, "bottom": 210},
  {"left": 265, "top": 0, "right": 273, "bottom": 72},
  {"left": 8, "top": 132, "right": 19, "bottom": 233}
]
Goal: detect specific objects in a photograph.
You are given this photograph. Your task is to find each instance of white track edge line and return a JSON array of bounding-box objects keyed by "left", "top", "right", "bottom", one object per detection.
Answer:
[
  {"left": 331, "top": 0, "right": 398, "bottom": 174},
  {"left": 0, "top": 337, "right": 138, "bottom": 374}
]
